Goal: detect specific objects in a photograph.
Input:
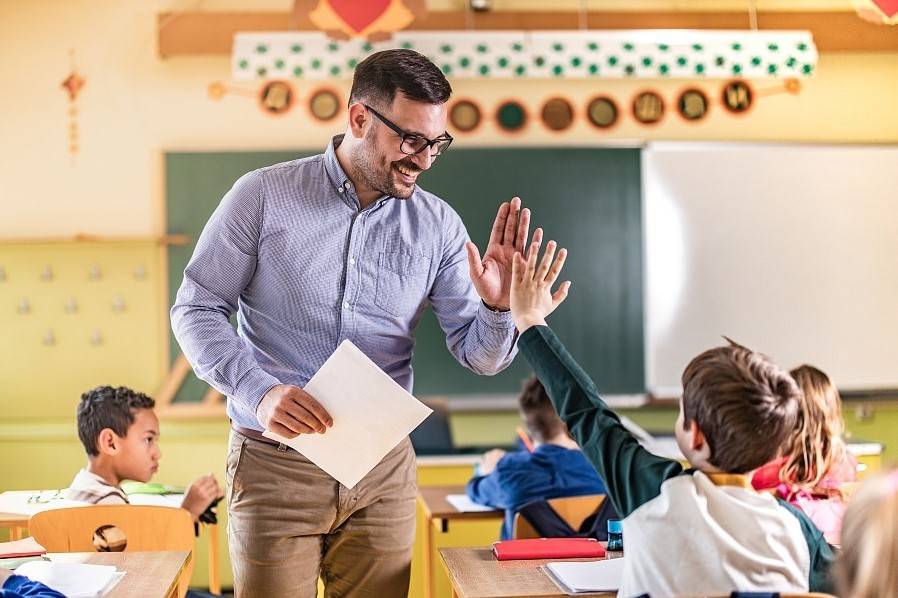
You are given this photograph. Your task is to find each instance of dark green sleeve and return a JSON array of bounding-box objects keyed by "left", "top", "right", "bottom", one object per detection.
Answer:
[
  {"left": 777, "top": 499, "right": 836, "bottom": 594},
  {"left": 518, "top": 326, "right": 683, "bottom": 517}
]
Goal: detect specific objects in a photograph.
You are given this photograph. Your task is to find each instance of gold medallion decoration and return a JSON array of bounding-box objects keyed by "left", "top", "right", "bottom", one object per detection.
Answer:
[
  {"left": 308, "top": 88, "right": 341, "bottom": 121},
  {"left": 259, "top": 81, "right": 295, "bottom": 115},
  {"left": 449, "top": 99, "right": 482, "bottom": 133},
  {"left": 677, "top": 88, "right": 709, "bottom": 122},
  {"left": 540, "top": 98, "right": 575, "bottom": 132},
  {"left": 632, "top": 90, "right": 664, "bottom": 126},
  {"left": 721, "top": 80, "right": 753, "bottom": 114},
  {"left": 61, "top": 50, "right": 85, "bottom": 157},
  {"left": 586, "top": 96, "right": 619, "bottom": 130}
]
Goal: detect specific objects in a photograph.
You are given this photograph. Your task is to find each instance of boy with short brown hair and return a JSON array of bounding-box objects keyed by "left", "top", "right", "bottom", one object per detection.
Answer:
[{"left": 508, "top": 241, "right": 834, "bottom": 597}]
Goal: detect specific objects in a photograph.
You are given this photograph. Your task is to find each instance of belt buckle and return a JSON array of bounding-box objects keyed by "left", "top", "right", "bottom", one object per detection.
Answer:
[{"left": 277, "top": 443, "right": 288, "bottom": 452}]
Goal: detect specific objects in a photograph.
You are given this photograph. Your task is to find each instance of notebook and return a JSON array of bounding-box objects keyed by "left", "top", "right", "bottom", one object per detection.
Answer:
[
  {"left": 492, "top": 538, "right": 606, "bottom": 561},
  {"left": 542, "top": 558, "right": 626, "bottom": 595},
  {"left": 0, "top": 537, "right": 46, "bottom": 559}
]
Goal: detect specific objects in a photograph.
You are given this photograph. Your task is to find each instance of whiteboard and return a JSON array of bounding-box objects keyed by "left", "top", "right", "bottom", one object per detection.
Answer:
[{"left": 643, "top": 143, "right": 898, "bottom": 395}]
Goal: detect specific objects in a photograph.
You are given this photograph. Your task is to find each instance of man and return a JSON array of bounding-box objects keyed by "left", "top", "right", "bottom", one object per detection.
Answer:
[{"left": 171, "top": 49, "right": 540, "bottom": 597}]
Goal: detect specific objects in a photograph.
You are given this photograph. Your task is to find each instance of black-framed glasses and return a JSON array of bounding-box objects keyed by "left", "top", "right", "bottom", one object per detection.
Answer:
[{"left": 364, "top": 104, "right": 453, "bottom": 158}]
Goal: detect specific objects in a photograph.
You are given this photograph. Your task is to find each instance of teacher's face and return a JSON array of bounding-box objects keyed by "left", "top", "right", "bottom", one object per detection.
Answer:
[{"left": 354, "top": 93, "right": 448, "bottom": 199}]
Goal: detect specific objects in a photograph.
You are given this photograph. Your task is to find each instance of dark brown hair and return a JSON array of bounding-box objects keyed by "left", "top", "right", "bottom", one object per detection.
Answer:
[
  {"left": 77, "top": 386, "right": 155, "bottom": 456},
  {"left": 519, "top": 375, "right": 567, "bottom": 443},
  {"left": 348, "top": 49, "right": 452, "bottom": 108},
  {"left": 681, "top": 340, "right": 802, "bottom": 472}
]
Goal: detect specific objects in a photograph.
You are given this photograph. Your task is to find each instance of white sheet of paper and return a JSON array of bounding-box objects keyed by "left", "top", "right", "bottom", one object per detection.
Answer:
[
  {"left": 446, "top": 494, "right": 498, "bottom": 513},
  {"left": 542, "top": 558, "right": 626, "bottom": 594},
  {"left": 16, "top": 561, "right": 124, "bottom": 598},
  {"left": 263, "top": 340, "right": 433, "bottom": 489}
]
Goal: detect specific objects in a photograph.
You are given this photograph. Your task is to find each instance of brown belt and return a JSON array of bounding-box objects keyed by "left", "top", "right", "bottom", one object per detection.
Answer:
[{"left": 232, "top": 425, "right": 292, "bottom": 452}]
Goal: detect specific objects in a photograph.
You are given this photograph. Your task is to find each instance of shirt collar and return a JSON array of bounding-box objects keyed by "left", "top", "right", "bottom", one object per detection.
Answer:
[
  {"left": 323, "top": 134, "right": 395, "bottom": 210},
  {"left": 705, "top": 472, "right": 754, "bottom": 489}
]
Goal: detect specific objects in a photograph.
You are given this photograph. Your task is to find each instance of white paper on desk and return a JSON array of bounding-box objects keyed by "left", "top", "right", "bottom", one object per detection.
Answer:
[
  {"left": 263, "top": 340, "right": 433, "bottom": 489},
  {"left": 16, "top": 561, "right": 124, "bottom": 598},
  {"left": 446, "top": 494, "right": 497, "bottom": 513},
  {"left": 542, "top": 558, "right": 626, "bottom": 594}
]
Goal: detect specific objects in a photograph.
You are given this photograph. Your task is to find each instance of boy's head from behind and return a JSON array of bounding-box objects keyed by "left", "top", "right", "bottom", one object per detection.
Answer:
[
  {"left": 77, "top": 386, "right": 160, "bottom": 483},
  {"left": 675, "top": 341, "right": 802, "bottom": 473},
  {"left": 519, "top": 375, "right": 569, "bottom": 444}
]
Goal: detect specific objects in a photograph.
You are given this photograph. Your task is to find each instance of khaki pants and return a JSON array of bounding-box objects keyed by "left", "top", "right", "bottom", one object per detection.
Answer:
[{"left": 226, "top": 430, "right": 417, "bottom": 598}]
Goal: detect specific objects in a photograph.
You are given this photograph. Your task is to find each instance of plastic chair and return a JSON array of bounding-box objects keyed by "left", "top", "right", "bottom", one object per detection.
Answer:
[
  {"left": 512, "top": 494, "right": 606, "bottom": 539},
  {"left": 29, "top": 505, "right": 195, "bottom": 598}
]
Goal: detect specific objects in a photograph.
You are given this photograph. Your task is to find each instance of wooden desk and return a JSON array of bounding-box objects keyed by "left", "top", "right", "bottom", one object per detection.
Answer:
[
  {"left": 440, "top": 546, "right": 616, "bottom": 598},
  {"left": 0, "top": 494, "right": 221, "bottom": 595},
  {"left": 417, "top": 486, "right": 503, "bottom": 598},
  {"left": 44, "top": 551, "right": 191, "bottom": 598}
]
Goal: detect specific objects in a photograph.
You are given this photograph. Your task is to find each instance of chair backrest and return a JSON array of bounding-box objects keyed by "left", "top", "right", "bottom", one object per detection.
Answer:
[
  {"left": 29, "top": 505, "right": 194, "bottom": 598},
  {"left": 409, "top": 399, "right": 454, "bottom": 455},
  {"left": 513, "top": 494, "right": 605, "bottom": 539}
]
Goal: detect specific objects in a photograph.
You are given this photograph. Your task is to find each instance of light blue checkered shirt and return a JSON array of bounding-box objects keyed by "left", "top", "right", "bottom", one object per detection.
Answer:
[{"left": 171, "top": 136, "right": 518, "bottom": 431}]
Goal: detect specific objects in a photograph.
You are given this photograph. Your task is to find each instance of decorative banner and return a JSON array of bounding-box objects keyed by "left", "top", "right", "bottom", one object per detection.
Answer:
[
  {"left": 259, "top": 80, "right": 294, "bottom": 115},
  {"left": 233, "top": 30, "right": 818, "bottom": 81},
  {"left": 496, "top": 100, "right": 527, "bottom": 132},
  {"left": 449, "top": 99, "right": 482, "bottom": 133},
  {"left": 852, "top": 0, "right": 898, "bottom": 24},
  {"left": 721, "top": 80, "right": 754, "bottom": 114},
  {"left": 633, "top": 90, "right": 664, "bottom": 125},
  {"left": 309, "top": 88, "right": 341, "bottom": 121},
  {"left": 541, "top": 98, "right": 575, "bottom": 131}
]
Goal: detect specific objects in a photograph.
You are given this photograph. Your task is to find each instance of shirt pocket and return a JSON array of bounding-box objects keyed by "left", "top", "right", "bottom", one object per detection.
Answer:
[{"left": 374, "top": 250, "right": 432, "bottom": 317}]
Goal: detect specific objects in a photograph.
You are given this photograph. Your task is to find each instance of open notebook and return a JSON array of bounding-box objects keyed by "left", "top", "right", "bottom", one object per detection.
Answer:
[
  {"left": 15, "top": 561, "right": 125, "bottom": 598},
  {"left": 542, "top": 558, "right": 626, "bottom": 595}
]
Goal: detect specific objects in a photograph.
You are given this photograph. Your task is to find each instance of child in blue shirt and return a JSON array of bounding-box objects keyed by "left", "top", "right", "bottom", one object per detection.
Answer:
[
  {"left": 0, "top": 570, "right": 64, "bottom": 598},
  {"left": 466, "top": 375, "right": 607, "bottom": 539}
]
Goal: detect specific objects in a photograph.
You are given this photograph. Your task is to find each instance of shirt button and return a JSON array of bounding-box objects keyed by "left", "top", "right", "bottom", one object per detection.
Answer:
[
  {"left": 343, "top": 301, "right": 350, "bottom": 309},
  {"left": 349, "top": 258, "right": 356, "bottom": 265},
  {"left": 337, "top": 187, "right": 344, "bottom": 194}
]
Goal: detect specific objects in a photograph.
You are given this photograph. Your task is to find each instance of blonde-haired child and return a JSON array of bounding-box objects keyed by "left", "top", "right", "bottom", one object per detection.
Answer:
[
  {"left": 752, "top": 364, "right": 856, "bottom": 542},
  {"left": 837, "top": 468, "right": 898, "bottom": 598}
]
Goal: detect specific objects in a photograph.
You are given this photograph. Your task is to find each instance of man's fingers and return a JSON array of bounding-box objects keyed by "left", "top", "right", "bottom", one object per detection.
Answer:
[
  {"left": 512, "top": 252, "right": 523, "bottom": 283},
  {"left": 465, "top": 242, "right": 484, "bottom": 278},
  {"left": 269, "top": 420, "right": 303, "bottom": 439},
  {"left": 503, "top": 196, "right": 520, "bottom": 246},
  {"left": 285, "top": 402, "right": 328, "bottom": 433},
  {"left": 552, "top": 281, "right": 571, "bottom": 307},
  {"left": 488, "top": 202, "right": 510, "bottom": 247},
  {"left": 526, "top": 241, "right": 539, "bottom": 278},
  {"left": 294, "top": 391, "right": 333, "bottom": 428},
  {"left": 537, "top": 241, "right": 557, "bottom": 282},
  {"left": 515, "top": 207, "right": 530, "bottom": 252},
  {"left": 545, "top": 248, "right": 567, "bottom": 286}
]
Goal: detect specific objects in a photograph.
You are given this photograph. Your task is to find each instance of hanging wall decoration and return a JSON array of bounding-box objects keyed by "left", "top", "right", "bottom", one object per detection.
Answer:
[
  {"left": 721, "top": 80, "right": 754, "bottom": 114},
  {"left": 448, "top": 99, "right": 482, "bottom": 133},
  {"left": 259, "top": 80, "right": 295, "bottom": 115},
  {"left": 541, "top": 98, "right": 575, "bottom": 132},
  {"left": 852, "top": 0, "right": 898, "bottom": 24},
  {"left": 677, "top": 88, "right": 710, "bottom": 122},
  {"left": 233, "top": 30, "right": 818, "bottom": 81},
  {"left": 295, "top": 0, "right": 427, "bottom": 41},
  {"left": 496, "top": 100, "right": 528, "bottom": 133},
  {"left": 60, "top": 49, "right": 85, "bottom": 157},
  {"left": 308, "top": 88, "right": 341, "bottom": 121},
  {"left": 586, "top": 96, "right": 619, "bottom": 130},
  {"left": 632, "top": 90, "right": 664, "bottom": 126}
]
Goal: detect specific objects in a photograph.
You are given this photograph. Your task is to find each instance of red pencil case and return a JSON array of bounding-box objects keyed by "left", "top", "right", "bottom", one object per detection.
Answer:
[{"left": 492, "top": 538, "right": 606, "bottom": 560}]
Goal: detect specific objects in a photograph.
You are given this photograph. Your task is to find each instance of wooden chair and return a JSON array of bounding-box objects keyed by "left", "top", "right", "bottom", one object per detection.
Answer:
[
  {"left": 512, "top": 494, "right": 606, "bottom": 539},
  {"left": 29, "top": 505, "right": 195, "bottom": 598}
]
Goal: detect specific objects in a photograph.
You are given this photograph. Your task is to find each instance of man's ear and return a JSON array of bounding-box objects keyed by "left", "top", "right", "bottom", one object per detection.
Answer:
[
  {"left": 347, "top": 103, "right": 370, "bottom": 138},
  {"left": 96, "top": 428, "right": 119, "bottom": 456}
]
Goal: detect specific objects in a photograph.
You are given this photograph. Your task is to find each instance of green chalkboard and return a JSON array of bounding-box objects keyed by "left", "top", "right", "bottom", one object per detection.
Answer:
[{"left": 165, "top": 148, "right": 643, "bottom": 403}]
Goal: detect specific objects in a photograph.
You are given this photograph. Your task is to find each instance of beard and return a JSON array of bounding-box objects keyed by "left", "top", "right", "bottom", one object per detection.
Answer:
[{"left": 351, "top": 132, "right": 422, "bottom": 200}]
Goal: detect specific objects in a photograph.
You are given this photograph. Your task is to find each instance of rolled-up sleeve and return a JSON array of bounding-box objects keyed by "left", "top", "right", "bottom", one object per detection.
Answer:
[
  {"left": 428, "top": 209, "right": 518, "bottom": 375},
  {"left": 170, "top": 171, "right": 280, "bottom": 422}
]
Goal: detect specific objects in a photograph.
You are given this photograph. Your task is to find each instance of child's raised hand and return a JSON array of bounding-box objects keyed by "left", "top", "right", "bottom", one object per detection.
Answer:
[{"left": 510, "top": 239, "right": 570, "bottom": 333}]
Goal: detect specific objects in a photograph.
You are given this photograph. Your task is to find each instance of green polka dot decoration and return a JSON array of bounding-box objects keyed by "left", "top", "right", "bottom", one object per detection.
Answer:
[
  {"left": 311, "top": 59, "right": 322, "bottom": 70},
  {"left": 552, "top": 65, "right": 564, "bottom": 76},
  {"left": 498, "top": 57, "right": 509, "bottom": 68},
  {"left": 330, "top": 65, "right": 341, "bottom": 76},
  {"left": 256, "top": 44, "right": 267, "bottom": 54},
  {"left": 694, "top": 63, "right": 705, "bottom": 74},
  {"left": 256, "top": 66, "right": 267, "bottom": 77},
  {"left": 691, "top": 44, "right": 703, "bottom": 51},
  {"left": 658, "top": 44, "right": 669, "bottom": 52},
  {"left": 767, "top": 64, "right": 777, "bottom": 74},
  {"left": 514, "top": 65, "right": 526, "bottom": 76},
  {"left": 293, "top": 66, "right": 303, "bottom": 77},
  {"left": 459, "top": 56, "right": 471, "bottom": 68},
  {"left": 588, "top": 42, "right": 599, "bottom": 51},
  {"left": 659, "top": 64, "right": 670, "bottom": 76},
  {"left": 642, "top": 57, "right": 652, "bottom": 67},
  {"left": 512, "top": 43, "right": 524, "bottom": 52},
  {"left": 731, "top": 43, "right": 742, "bottom": 51},
  {"left": 677, "top": 56, "right": 687, "bottom": 66},
  {"left": 347, "top": 58, "right": 358, "bottom": 69},
  {"left": 786, "top": 57, "right": 797, "bottom": 68},
  {"left": 553, "top": 43, "right": 564, "bottom": 52},
  {"left": 476, "top": 44, "right": 488, "bottom": 53},
  {"left": 732, "top": 64, "right": 742, "bottom": 75},
  {"left": 534, "top": 56, "right": 546, "bottom": 67},
  {"left": 751, "top": 57, "right": 762, "bottom": 66},
  {"left": 496, "top": 101, "right": 527, "bottom": 132},
  {"left": 608, "top": 56, "right": 618, "bottom": 66},
  {"left": 802, "top": 64, "right": 814, "bottom": 75},
  {"left": 291, "top": 44, "right": 302, "bottom": 54},
  {"left": 239, "top": 59, "right": 249, "bottom": 70},
  {"left": 441, "top": 64, "right": 452, "bottom": 75},
  {"left": 327, "top": 42, "right": 339, "bottom": 52},
  {"left": 768, "top": 43, "right": 779, "bottom": 51},
  {"left": 362, "top": 42, "right": 373, "bottom": 52},
  {"left": 571, "top": 57, "right": 582, "bottom": 67},
  {"left": 797, "top": 43, "right": 808, "bottom": 51},
  {"left": 479, "top": 64, "right": 490, "bottom": 76},
  {"left": 624, "top": 64, "right": 635, "bottom": 76},
  {"left": 623, "top": 43, "right": 634, "bottom": 52},
  {"left": 274, "top": 59, "right": 285, "bottom": 70},
  {"left": 715, "top": 56, "right": 726, "bottom": 67},
  {"left": 441, "top": 44, "right": 452, "bottom": 54},
  {"left": 400, "top": 41, "right": 413, "bottom": 49},
  {"left": 588, "top": 63, "right": 599, "bottom": 75}
]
